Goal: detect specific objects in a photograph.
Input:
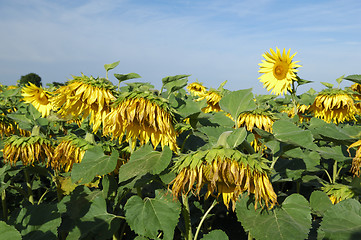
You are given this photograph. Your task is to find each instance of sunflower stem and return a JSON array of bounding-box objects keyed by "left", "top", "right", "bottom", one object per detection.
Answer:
[
  {"left": 24, "top": 168, "right": 34, "bottom": 205},
  {"left": 1, "top": 189, "right": 8, "bottom": 222},
  {"left": 270, "top": 156, "right": 279, "bottom": 169},
  {"left": 181, "top": 194, "right": 193, "bottom": 240},
  {"left": 194, "top": 199, "right": 217, "bottom": 240},
  {"left": 248, "top": 232, "right": 253, "bottom": 240},
  {"left": 333, "top": 160, "right": 338, "bottom": 184}
]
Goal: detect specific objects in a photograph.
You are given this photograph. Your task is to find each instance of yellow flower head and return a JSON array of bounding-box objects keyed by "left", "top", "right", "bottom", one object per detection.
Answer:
[
  {"left": 347, "top": 139, "right": 361, "bottom": 177},
  {"left": 51, "top": 134, "right": 94, "bottom": 172},
  {"left": 309, "top": 89, "right": 357, "bottom": 124},
  {"left": 21, "top": 83, "right": 53, "bottom": 117},
  {"left": 103, "top": 91, "right": 178, "bottom": 152},
  {"left": 237, "top": 111, "right": 274, "bottom": 151},
  {"left": 197, "top": 90, "right": 222, "bottom": 113},
  {"left": 187, "top": 82, "right": 207, "bottom": 97},
  {"left": 258, "top": 47, "right": 302, "bottom": 95},
  {"left": 170, "top": 148, "right": 277, "bottom": 210},
  {"left": 3, "top": 135, "right": 53, "bottom": 166},
  {"left": 281, "top": 104, "right": 311, "bottom": 123},
  {"left": 321, "top": 183, "right": 354, "bottom": 204},
  {"left": 51, "top": 74, "right": 116, "bottom": 133}
]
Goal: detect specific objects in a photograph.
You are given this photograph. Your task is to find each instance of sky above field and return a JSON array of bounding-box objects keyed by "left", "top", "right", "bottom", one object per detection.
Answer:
[{"left": 1, "top": 0, "right": 361, "bottom": 94}]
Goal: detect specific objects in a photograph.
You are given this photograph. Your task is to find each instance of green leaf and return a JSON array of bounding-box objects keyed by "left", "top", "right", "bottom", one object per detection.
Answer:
[
  {"left": 162, "top": 74, "right": 190, "bottom": 85},
  {"left": 236, "top": 194, "right": 312, "bottom": 240},
  {"left": 177, "top": 97, "right": 206, "bottom": 118},
  {"left": 309, "top": 191, "right": 333, "bottom": 217},
  {"left": 273, "top": 120, "right": 317, "bottom": 150},
  {"left": 308, "top": 117, "right": 354, "bottom": 141},
  {"left": 124, "top": 190, "right": 181, "bottom": 240},
  {"left": 219, "top": 89, "right": 256, "bottom": 121},
  {"left": 320, "top": 82, "right": 334, "bottom": 88},
  {"left": 201, "top": 229, "right": 229, "bottom": 240},
  {"left": 319, "top": 199, "right": 361, "bottom": 240},
  {"left": 226, "top": 127, "right": 247, "bottom": 148},
  {"left": 118, "top": 145, "right": 172, "bottom": 183},
  {"left": 163, "top": 78, "right": 188, "bottom": 95},
  {"left": 199, "top": 126, "right": 233, "bottom": 146},
  {"left": 71, "top": 146, "right": 118, "bottom": 184},
  {"left": 317, "top": 145, "right": 349, "bottom": 162},
  {"left": 114, "top": 73, "right": 141, "bottom": 83},
  {"left": 0, "top": 221, "right": 21, "bottom": 240},
  {"left": 296, "top": 78, "right": 313, "bottom": 86},
  {"left": 17, "top": 203, "right": 61, "bottom": 240},
  {"left": 344, "top": 74, "right": 361, "bottom": 84},
  {"left": 104, "top": 61, "right": 120, "bottom": 72},
  {"left": 336, "top": 75, "right": 344, "bottom": 85}
]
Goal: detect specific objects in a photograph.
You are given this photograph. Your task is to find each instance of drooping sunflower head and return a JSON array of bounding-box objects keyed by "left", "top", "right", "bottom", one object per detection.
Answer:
[
  {"left": 321, "top": 183, "right": 355, "bottom": 204},
  {"left": 347, "top": 139, "right": 361, "bottom": 177},
  {"left": 258, "top": 47, "right": 302, "bottom": 95},
  {"left": 21, "top": 83, "right": 53, "bottom": 118},
  {"left": 51, "top": 74, "right": 116, "bottom": 133},
  {"left": 103, "top": 91, "right": 179, "bottom": 152},
  {"left": 3, "top": 135, "right": 53, "bottom": 166},
  {"left": 281, "top": 104, "right": 311, "bottom": 123},
  {"left": 309, "top": 89, "right": 357, "bottom": 124},
  {"left": 187, "top": 82, "right": 207, "bottom": 97},
  {"left": 51, "top": 134, "right": 94, "bottom": 172},
  {"left": 170, "top": 147, "right": 277, "bottom": 210},
  {"left": 197, "top": 90, "right": 222, "bottom": 113}
]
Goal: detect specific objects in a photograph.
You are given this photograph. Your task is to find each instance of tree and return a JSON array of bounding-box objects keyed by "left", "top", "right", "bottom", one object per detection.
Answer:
[{"left": 19, "top": 73, "right": 42, "bottom": 87}]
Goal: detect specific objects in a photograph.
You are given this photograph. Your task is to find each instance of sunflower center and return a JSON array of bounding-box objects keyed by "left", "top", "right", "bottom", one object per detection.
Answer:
[
  {"left": 273, "top": 61, "right": 289, "bottom": 80},
  {"left": 37, "top": 91, "right": 49, "bottom": 105}
]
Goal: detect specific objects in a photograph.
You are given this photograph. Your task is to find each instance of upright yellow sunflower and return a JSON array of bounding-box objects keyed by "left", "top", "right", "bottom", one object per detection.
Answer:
[
  {"left": 309, "top": 89, "right": 357, "bottom": 124},
  {"left": 51, "top": 74, "right": 116, "bottom": 133},
  {"left": 21, "top": 83, "right": 53, "bottom": 117},
  {"left": 237, "top": 110, "right": 274, "bottom": 151},
  {"left": 258, "top": 47, "right": 302, "bottom": 95},
  {"left": 187, "top": 82, "right": 207, "bottom": 97},
  {"left": 103, "top": 91, "right": 178, "bottom": 152},
  {"left": 51, "top": 134, "right": 94, "bottom": 172},
  {"left": 3, "top": 135, "right": 53, "bottom": 166},
  {"left": 170, "top": 148, "right": 277, "bottom": 210}
]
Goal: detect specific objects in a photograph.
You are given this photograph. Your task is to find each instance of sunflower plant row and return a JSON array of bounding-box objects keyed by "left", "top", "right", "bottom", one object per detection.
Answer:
[{"left": 0, "top": 49, "right": 361, "bottom": 240}]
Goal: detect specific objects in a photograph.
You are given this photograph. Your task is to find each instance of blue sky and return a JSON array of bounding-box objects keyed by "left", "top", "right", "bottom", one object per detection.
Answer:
[{"left": 1, "top": 0, "right": 361, "bottom": 94}]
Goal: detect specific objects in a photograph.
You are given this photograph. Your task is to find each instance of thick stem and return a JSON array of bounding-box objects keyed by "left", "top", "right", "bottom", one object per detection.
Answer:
[
  {"left": 333, "top": 160, "right": 338, "bottom": 184},
  {"left": 182, "top": 194, "right": 192, "bottom": 240},
  {"left": 194, "top": 199, "right": 217, "bottom": 240},
  {"left": 1, "top": 190, "right": 8, "bottom": 222},
  {"left": 24, "top": 168, "right": 34, "bottom": 204}
]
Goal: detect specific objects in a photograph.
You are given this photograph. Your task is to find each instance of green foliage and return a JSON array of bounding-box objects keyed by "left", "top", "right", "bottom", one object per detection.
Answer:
[{"left": 19, "top": 73, "right": 42, "bottom": 87}]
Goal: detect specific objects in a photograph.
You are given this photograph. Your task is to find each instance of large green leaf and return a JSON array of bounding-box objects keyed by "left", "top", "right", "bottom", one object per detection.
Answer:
[
  {"left": 344, "top": 74, "right": 361, "bottom": 84},
  {"left": 16, "top": 203, "right": 61, "bottom": 240},
  {"left": 118, "top": 145, "right": 172, "bottom": 183},
  {"left": 219, "top": 89, "right": 256, "bottom": 121},
  {"left": 309, "top": 191, "right": 333, "bottom": 217},
  {"left": 318, "top": 199, "right": 361, "bottom": 240},
  {"left": 124, "top": 190, "right": 181, "bottom": 240},
  {"left": 114, "top": 73, "right": 141, "bottom": 83},
  {"left": 177, "top": 97, "right": 206, "bottom": 118},
  {"left": 199, "top": 126, "right": 233, "bottom": 146},
  {"left": 226, "top": 127, "right": 247, "bottom": 148},
  {"left": 273, "top": 120, "right": 317, "bottom": 150},
  {"left": 236, "top": 194, "right": 312, "bottom": 240},
  {"left": 0, "top": 221, "right": 21, "bottom": 240},
  {"left": 308, "top": 118, "right": 355, "bottom": 141},
  {"left": 71, "top": 146, "right": 119, "bottom": 184},
  {"left": 201, "top": 229, "right": 229, "bottom": 240}
]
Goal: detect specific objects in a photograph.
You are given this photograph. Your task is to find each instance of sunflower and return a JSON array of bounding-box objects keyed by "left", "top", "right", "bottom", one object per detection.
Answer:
[
  {"left": 187, "top": 82, "right": 207, "bottom": 97},
  {"left": 170, "top": 147, "right": 277, "bottom": 210},
  {"left": 21, "top": 83, "right": 53, "bottom": 117},
  {"left": 347, "top": 139, "right": 361, "bottom": 177},
  {"left": 321, "top": 183, "right": 354, "bottom": 204},
  {"left": 258, "top": 47, "right": 302, "bottom": 95},
  {"left": 281, "top": 104, "right": 311, "bottom": 123},
  {"left": 237, "top": 110, "right": 274, "bottom": 151},
  {"left": 197, "top": 90, "right": 222, "bottom": 113},
  {"left": 51, "top": 74, "right": 116, "bottom": 133},
  {"left": 0, "top": 114, "right": 30, "bottom": 138},
  {"left": 51, "top": 134, "right": 94, "bottom": 172},
  {"left": 309, "top": 89, "right": 357, "bottom": 124},
  {"left": 3, "top": 135, "right": 53, "bottom": 166},
  {"left": 103, "top": 91, "right": 178, "bottom": 152}
]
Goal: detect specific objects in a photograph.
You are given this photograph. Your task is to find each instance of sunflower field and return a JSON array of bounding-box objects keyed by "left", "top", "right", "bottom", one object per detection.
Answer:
[{"left": 1, "top": 48, "right": 361, "bottom": 240}]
